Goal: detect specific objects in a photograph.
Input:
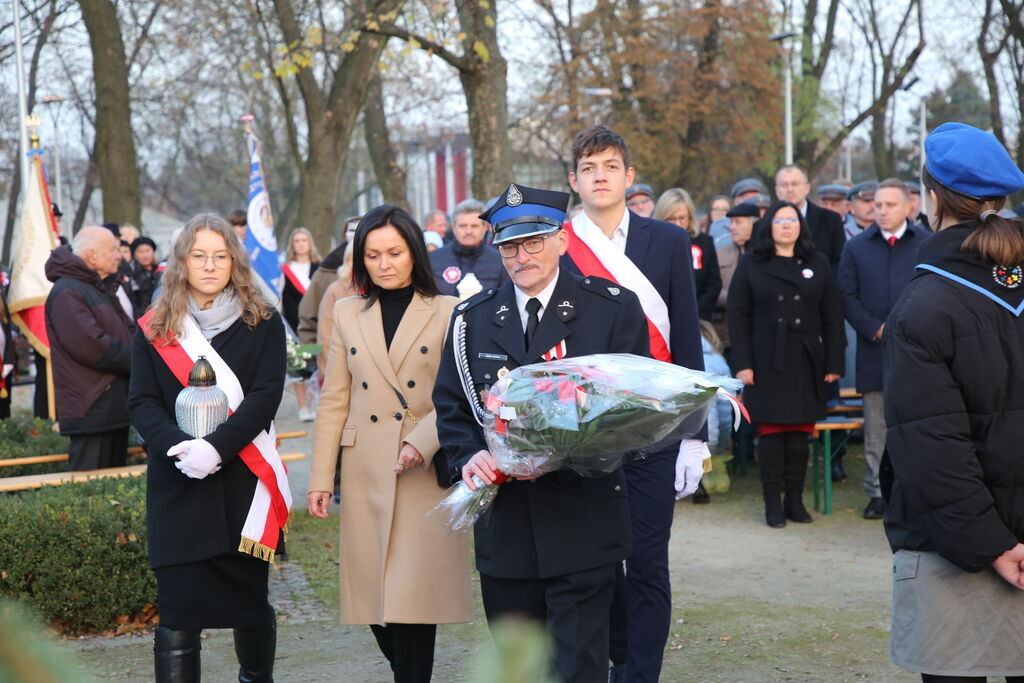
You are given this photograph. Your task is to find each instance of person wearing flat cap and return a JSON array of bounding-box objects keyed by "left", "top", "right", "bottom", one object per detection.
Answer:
[
  {"left": 817, "top": 184, "right": 851, "bottom": 219},
  {"left": 708, "top": 177, "right": 768, "bottom": 246},
  {"left": 882, "top": 122, "right": 1024, "bottom": 680},
  {"left": 625, "top": 183, "right": 655, "bottom": 217},
  {"left": 712, "top": 202, "right": 761, "bottom": 348},
  {"left": 433, "top": 183, "right": 650, "bottom": 682},
  {"left": 129, "top": 236, "right": 161, "bottom": 313}
]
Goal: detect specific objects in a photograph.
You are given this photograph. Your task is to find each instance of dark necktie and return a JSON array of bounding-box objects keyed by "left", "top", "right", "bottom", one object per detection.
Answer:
[{"left": 525, "top": 298, "right": 542, "bottom": 347}]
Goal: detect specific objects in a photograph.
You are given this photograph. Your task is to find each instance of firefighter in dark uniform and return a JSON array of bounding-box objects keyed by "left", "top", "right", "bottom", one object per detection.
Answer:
[{"left": 432, "top": 183, "right": 650, "bottom": 683}]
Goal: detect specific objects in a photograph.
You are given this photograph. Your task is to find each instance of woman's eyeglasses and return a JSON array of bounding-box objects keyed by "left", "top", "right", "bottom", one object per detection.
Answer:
[
  {"left": 772, "top": 217, "right": 799, "bottom": 225},
  {"left": 188, "top": 252, "right": 233, "bottom": 269}
]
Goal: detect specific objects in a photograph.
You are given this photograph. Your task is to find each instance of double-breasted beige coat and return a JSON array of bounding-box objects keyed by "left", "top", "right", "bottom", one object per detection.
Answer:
[{"left": 309, "top": 292, "right": 472, "bottom": 626}]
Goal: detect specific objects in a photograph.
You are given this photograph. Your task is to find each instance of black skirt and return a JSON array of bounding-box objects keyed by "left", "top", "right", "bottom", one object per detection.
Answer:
[{"left": 156, "top": 553, "right": 272, "bottom": 630}]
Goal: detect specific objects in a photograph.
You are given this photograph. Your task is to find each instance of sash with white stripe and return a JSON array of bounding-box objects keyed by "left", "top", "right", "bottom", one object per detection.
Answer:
[
  {"left": 567, "top": 213, "right": 673, "bottom": 362},
  {"left": 140, "top": 310, "right": 292, "bottom": 562}
]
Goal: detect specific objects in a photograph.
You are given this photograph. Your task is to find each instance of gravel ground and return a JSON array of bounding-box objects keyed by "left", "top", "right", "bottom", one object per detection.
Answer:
[{"left": 49, "top": 383, "right": 917, "bottom": 681}]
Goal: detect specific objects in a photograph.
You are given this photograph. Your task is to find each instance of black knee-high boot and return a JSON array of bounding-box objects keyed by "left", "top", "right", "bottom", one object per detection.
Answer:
[
  {"left": 233, "top": 610, "right": 277, "bottom": 683},
  {"left": 154, "top": 627, "right": 202, "bottom": 683},
  {"left": 758, "top": 433, "right": 786, "bottom": 528},
  {"left": 783, "top": 431, "right": 813, "bottom": 523}
]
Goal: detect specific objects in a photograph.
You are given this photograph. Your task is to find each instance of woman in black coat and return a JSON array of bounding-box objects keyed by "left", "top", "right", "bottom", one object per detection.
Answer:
[
  {"left": 882, "top": 123, "right": 1024, "bottom": 680},
  {"left": 727, "top": 201, "right": 845, "bottom": 527},
  {"left": 654, "top": 188, "right": 722, "bottom": 320},
  {"left": 129, "top": 213, "right": 286, "bottom": 682}
]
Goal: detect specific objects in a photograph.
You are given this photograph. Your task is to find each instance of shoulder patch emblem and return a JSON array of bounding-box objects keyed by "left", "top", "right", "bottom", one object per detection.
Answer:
[
  {"left": 608, "top": 287, "right": 620, "bottom": 296},
  {"left": 457, "top": 302, "right": 468, "bottom": 311}
]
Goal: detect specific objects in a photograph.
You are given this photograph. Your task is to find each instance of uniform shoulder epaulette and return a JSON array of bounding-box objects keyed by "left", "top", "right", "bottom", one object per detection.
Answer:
[
  {"left": 453, "top": 287, "right": 498, "bottom": 314},
  {"left": 580, "top": 276, "right": 628, "bottom": 302}
]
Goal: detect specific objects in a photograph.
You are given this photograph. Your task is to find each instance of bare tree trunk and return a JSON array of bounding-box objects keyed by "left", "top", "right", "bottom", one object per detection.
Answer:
[
  {"left": 72, "top": 148, "right": 100, "bottom": 235},
  {"left": 979, "top": 0, "right": 1007, "bottom": 145},
  {"left": 363, "top": 71, "right": 408, "bottom": 208},
  {"left": 455, "top": 0, "right": 510, "bottom": 199},
  {"left": 78, "top": 0, "right": 141, "bottom": 228}
]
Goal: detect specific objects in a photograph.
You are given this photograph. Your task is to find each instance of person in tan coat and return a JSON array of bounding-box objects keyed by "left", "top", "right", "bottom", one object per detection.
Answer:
[
  {"left": 315, "top": 242, "right": 356, "bottom": 370},
  {"left": 308, "top": 205, "right": 472, "bottom": 683}
]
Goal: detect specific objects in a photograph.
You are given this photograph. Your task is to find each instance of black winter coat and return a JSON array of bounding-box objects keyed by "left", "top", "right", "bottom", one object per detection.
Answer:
[
  {"left": 128, "top": 312, "right": 286, "bottom": 569},
  {"left": 429, "top": 242, "right": 507, "bottom": 297},
  {"left": 44, "top": 245, "right": 134, "bottom": 433},
  {"left": 128, "top": 261, "right": 161, "bottom": 314},
  {"left": 691, "top": 232, "right": 722, "bottom": 321},
  {"left": 883, "top": 222, "right": 1023, "bottom": 571},
  {"left": 727, "top": 251, "right": 845, "bottom": 424},
  {"left": 804, "top": 201, "right": 847, "bottom": 272}
]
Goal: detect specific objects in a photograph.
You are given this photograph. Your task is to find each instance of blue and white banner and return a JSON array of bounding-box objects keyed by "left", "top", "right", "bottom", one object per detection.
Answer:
[{"left": 245, "top": 130, "right": 280, "bottom": 298}]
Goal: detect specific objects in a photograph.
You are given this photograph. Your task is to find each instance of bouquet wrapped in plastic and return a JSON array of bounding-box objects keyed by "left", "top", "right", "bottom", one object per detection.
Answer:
[{"left": 432, "top": 353, "right": 746, "bottom": 532}]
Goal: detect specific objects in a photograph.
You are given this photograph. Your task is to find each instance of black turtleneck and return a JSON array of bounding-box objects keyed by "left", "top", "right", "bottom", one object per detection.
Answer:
[{"left": 379, "top": 285, "right": 415, "bottom": 349}]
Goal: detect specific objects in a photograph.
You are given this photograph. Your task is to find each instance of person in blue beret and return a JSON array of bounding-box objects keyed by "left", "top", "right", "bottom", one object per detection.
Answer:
[{"left": 882, "top": 122, "right": 1024, "bottom": 680}]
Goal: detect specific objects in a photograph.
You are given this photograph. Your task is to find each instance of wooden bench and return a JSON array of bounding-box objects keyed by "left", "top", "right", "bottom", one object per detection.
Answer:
[
  {"left": 810, "top": 417, "right": 864, "bottom": 515},
  {"left": 839, "top": 387, "right": 862, "bottom": 399},
  {"left": 0, "top": 431, "right": 308, "bottom": 469},
  {"left": 827, "top": 399, "right": 864, "bottom": 415},
  {"left": 0, "top": 452, "right": 307, "bottom": 492}
]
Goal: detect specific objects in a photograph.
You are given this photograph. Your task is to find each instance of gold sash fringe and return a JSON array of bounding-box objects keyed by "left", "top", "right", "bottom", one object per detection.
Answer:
[
  {"left": 238, "top": 536, "right": 277, "bottom": 564},
  {"left": 703, "top": 457, "right": 713, "bottom": 474}
]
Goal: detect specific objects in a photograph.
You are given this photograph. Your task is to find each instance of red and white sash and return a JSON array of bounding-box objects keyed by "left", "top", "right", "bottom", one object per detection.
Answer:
[
  {"left": 139, "top": 310, "right": 292, "bottom": 562},
  {"left": 565, "top": 213, "right": 673, "bottom": 362},
  {"left": 281, "top": 263, "right": 309, "bottom": 295}
]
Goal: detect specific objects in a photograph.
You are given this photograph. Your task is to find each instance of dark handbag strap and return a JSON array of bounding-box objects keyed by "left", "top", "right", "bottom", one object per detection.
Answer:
[{"left": 392, "top": 387, "right": 449, "bottom": 488}]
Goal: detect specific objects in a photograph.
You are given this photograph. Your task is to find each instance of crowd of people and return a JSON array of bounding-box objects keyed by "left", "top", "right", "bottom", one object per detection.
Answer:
[{"left": 0, "top": 119, "right": 1020, "bottom": 682}]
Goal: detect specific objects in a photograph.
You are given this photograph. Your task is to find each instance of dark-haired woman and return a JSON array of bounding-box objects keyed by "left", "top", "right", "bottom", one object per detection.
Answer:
[
  {"left": 727, "top": 201, "right": 845, "bottom": 527},
  {"left": 129, "top": 214, "right": 287, "bottom": 681},
  {"left": 883, "top": 123, "right": 1024, "bottom": 681},
  {"left": 308, "top": 204, "right": 471, "bottom": 682}
]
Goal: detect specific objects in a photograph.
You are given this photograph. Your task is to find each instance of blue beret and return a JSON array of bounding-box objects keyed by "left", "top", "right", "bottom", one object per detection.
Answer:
[
  {"left": 925, "top": 122, "right": 1024, "bottom": 200},
  {"left": 479, "top": 183, "right": 569, "bottom": 244}
]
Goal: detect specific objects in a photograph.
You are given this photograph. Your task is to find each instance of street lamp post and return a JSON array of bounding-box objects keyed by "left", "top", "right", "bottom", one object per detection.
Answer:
[
  {"left": 11, "top": 0, "right": 30, "bottom": 191},
  {"left": 770, "top": 31, "right": 800, "bottom": 165},
  {"left": 41, "top": 95, "right": 65, "bottom": 216}
]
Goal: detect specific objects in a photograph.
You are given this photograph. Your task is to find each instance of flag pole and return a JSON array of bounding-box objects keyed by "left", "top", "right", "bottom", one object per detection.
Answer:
[{"left": 11, "top": 0, "right": 30, "bottom": 193}]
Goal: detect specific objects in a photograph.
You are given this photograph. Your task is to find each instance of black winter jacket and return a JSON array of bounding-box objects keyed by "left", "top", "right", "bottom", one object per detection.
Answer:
[
  {"left": 883, "top": 222, "right": 1024, "bottom": 571},
  {"left": 727, "top": 251, "right": 845, "bottom": 424},
  {"left": 128, "top": 312, "right": 286, "bottom": 568},
  {"left": 429, "top": 242, "right": 507, "bottom": 297},
  {"left": 44, "top": 245, "right": 134, "bottom": 433}
]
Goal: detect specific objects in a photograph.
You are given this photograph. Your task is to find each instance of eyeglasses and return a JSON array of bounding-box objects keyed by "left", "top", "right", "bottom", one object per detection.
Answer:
[
  {"left": 188, "top": 252, "right": 233, "bottom": 269},
  {"left": 772, "top": 217, "right": 799, "bottom": 225},
  {"left": 497, "top": 234, "right": 556, "bottom": 259}
]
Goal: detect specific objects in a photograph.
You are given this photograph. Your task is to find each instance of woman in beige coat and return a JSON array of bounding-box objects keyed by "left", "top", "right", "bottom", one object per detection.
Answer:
[{"left": 308, "top": 205, "right": 472, "bottom": 683}]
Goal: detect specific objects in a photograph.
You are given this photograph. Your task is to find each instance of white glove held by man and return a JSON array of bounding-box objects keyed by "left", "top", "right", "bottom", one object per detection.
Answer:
[
  {"left": 675, "top": 439, "right": 711, "bottom": 499},
  {"left": 167, "top": 439, "right": 222, "bottom": 479}
]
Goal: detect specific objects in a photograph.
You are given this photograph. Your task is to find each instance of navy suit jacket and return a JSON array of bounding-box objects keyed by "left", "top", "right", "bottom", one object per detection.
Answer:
[
  {"left": 837, "top": 221, "right": 931, "bottom": 392},
  {"left": 561, "top": 211, "right": 707, "bottom": 440}
]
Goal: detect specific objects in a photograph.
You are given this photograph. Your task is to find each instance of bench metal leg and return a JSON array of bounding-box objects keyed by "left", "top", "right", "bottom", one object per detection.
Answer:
[
  {"left": 812, "top": 438, "right": 821, "bottom": 511},
  {"left": 824, "top": 431, "right": 833, "bottom": 515}
]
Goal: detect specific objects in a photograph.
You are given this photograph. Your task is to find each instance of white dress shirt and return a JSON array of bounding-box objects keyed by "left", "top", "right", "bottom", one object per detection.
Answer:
[
  {"left": 577, "top": 207, "right": 631, "bottom": 253},
  {"left": 514, "top": 269, "right": 560, "bottom": 333}
]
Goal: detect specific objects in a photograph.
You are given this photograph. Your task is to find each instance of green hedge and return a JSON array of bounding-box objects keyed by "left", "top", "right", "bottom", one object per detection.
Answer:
[
  {"left": 0, "top": 476, "right": 156, "bottom": 633},
  {"left": 0, "top": 416, "right": 70, "bottom": 477}
]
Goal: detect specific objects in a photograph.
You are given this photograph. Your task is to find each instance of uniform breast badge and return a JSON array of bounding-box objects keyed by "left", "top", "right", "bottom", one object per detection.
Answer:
[{"left": 497, "top": 366, "right": 510, "bottom": 379}]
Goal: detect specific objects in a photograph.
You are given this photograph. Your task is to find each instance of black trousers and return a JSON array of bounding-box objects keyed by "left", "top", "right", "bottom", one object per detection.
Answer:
[
  {"left": 67, "top": 428, "right": 129, "bottom": 471},
  {"left": 33, "top": 351, "right": 48, "bottom": 419},
  {"left": 480, "top": 564, "right": 617, "bottom": 683},
  {"left": 369, "top": 623, "right": 436, "bottom": 683},
  {"left": 608, "top": 449, "right": 676, "bottom": 682}
]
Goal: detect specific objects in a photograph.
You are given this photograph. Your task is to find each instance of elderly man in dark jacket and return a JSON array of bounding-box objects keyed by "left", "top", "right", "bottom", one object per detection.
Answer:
[
  {"left": 429, "top": 198, "right": 506, "bottom": 298},
  {"left": 44, "top": 226, "right": 134, "bottom": 471},
  {"left": 837, "top": 179, "right": 930, "bottom": 520}
]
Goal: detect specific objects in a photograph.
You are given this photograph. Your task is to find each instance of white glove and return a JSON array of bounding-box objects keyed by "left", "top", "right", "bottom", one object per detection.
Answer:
[
  {"left": 675, "top": 439, "right": 710, "bottom": 499},
  {"left": 167, "top": 439, "right": 222, "bottom": 479}
]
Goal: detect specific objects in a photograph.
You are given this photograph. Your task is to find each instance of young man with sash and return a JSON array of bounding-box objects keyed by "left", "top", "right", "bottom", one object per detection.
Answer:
[
  {"left": 129, "top": 214, "right": 289, "bottom": 682},
  {"left": 562, "top": 125, "right": 709, "bottom": 683},
  {"left": 433, "top": 183, "right": 651, "bottom": 682}
]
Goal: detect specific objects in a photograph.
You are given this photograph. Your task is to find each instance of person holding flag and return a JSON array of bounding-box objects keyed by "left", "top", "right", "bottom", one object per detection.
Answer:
[
  {"left": 129, "top": 213, "right": 289, "bottom": 682},
  {"left": 242, "top": 116, "right": 282, "bottom": 304},
  {"left": 9, "top": 123, "right": 60, "bottom": 419},
  {"left": 562, "top": 125, "right": 708, "bottom": 683}
]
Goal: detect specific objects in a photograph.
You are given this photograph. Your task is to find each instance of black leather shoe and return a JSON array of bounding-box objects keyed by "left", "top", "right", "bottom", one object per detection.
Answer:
[
  {"left": 830, "top": 461, "right": 847, "bottom": 482},
  {"left": 863, "top": 497, "right": 886, "bottom": 519},
  {"left": 691, "top": 482, "right": 710, "bottom": 504},
  {"left": 765, "top": 498, "right": 786, "bottom": 528}
]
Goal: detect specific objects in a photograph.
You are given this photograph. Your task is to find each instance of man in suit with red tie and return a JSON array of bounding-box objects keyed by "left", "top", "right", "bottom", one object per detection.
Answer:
[{"left": 561, "top": 125, "right": 709, "bottom": 683}]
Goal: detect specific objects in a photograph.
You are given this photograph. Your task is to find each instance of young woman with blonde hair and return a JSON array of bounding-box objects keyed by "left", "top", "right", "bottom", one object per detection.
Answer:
[
  {"left": 129, "top": 213, "right": 288, "bottom": 682},
  {"left": 654, "top": 188, "right": 721, "bottom": 320}
]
